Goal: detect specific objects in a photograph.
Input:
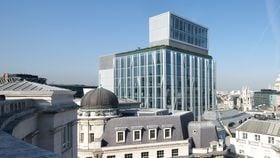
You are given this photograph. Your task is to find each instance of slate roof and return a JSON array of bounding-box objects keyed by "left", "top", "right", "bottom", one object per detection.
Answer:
[
  {"left": 0, "top": 79, "right": 69, "bottom": 92},
  {"left": 236, "top": 120, "right": 280, "bottom": 137},
  {"left": 188, "top": 121, "right": 218, "bottom": 148},
  {"left": 101, "top": 111, "right": 194, "bottom": 147},
  {"left": 0, "top": 130, "right": 59, "bottom": 158},
  {"left": 203, "top": 109, "right": 250, "bottom": 128}
]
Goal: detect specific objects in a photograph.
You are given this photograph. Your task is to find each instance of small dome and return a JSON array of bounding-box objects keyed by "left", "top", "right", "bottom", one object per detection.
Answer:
[{"left": 80, "top": 87, "right": 119, "bottom": 109}]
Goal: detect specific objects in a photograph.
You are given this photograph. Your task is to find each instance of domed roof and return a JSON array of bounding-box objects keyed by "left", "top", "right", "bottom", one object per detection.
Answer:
[{"left": 80, "top": 87, "right": 119, "bottom": 109}]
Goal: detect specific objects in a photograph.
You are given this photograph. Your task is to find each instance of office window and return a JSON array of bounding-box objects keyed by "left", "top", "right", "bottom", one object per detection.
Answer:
[
  {"left": 172, "top": 149, "right": 179, "bottom": 157},
  {"left": 125, "top": 153, "right": 133, "bottom": 158},
  {"left": 141, "top": 152, "right": 149, "bottom": 158},
  {"left": 242, "top": 132, "right": 247, "bottom": 139},
  {"left": 80, "top": 133, "right": 84, "bottom": 143},
  {"left": 116, "top": 131, "right": 125, "bottom": 143},
  {"left": 149, "top": 129, "right": 157, "bottom": 140},
  {"left": 268, "top": 136, "right": 274, "bottom": 144},
  {"left": 62, "top": 123, "right": 72, "bottom": 150},
  {"left": 157, "top": 150, "right": 164, "bottom": 158},
  {"left": 254, "top": 134, "right": 260, "bottom": 141},
  {"left": 89, "top": 133, "right": 94, "bottom": 143},
  {"left": 164, "top": 128, "right": 172, "bottom": 139},
  {"left": 107, "top": 156, "right": 115, "bottom": 158},
  {"left": 133, "top": 130, "right": 141, "bottom": 141}
]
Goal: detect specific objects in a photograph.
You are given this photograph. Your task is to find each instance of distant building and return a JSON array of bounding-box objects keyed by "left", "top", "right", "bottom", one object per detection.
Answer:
[
  {"left": 1, "top": 73, "right": 47, "bottom": 84},
  {"left": 274, "top": 74, "right": 280, "bottom": 91},
  {"left": 0, "top": 77, "right": 78, "bottom": 158},
  {"left": 99, "top": 11, "right": 216, "bottom": 120},
  {"left": 203, "top": 109, "right": 251, "bottom": 137},
  {"left": 217, "top": 87, "right": 254, "bottom": 112},
  {"left": 50, "top": 84, "right": 97, "bottom": 98},
  {"left": 231, "top": 120, "right": 280, "bottom": 158},
  {"left": 237, "top": 86, "right": 254, "bottom": 111},
  {"left": 254, "top": 89, "right": 280, "bottom": 110}
]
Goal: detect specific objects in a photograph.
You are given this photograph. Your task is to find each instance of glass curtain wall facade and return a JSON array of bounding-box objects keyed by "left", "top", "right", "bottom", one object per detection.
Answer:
[
  {"left": 114, "top": 47, "right": 215, "bottom": 120},
  {"left": 170, "top": 14, "right": 208, "bottom": 49}
]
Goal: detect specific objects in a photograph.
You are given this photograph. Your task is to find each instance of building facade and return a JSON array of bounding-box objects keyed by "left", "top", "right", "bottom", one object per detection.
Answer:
[
  {"left": 254, "top": 89, "right": 280, "bottom": 110},
  {"left": 0, "top": 77, "right": 78, "bottom": 158},
  {"left": 237, "top": 86, "right": 254, "bottom": 111},
  {"left": 77, "top": 87, "right": 194, "bottom": 158},
  {"left": 149, "top": 12, "right": 208, "bottom": 54},
  {"left": 99, "top": 12, "right": 216, "bottom": 120},
  {"left": 231, "top": 120, "right": 280, "bottom": 158}
]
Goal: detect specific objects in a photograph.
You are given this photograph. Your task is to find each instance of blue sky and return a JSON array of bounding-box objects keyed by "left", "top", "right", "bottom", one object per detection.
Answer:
[{"left": 0, "top": 0, "right": 279, "bottom": 90}]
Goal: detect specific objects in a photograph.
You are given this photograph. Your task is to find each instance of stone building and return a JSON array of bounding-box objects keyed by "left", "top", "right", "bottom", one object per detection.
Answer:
[
  {"left": 77, "top": 87, "right": 196, "bottom": 158},
  {"left": 0, "top": 77, "right": 78, "bottom": 158},
  {"left": 77, "top": 87, "right": 230, "bottom": 158}
]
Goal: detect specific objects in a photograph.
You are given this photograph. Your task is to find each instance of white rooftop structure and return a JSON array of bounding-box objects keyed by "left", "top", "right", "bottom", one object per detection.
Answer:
[
  {"left": 149, "top": 11, "right": 208, "bottom": 55},
  {"left": 275, "top": 74, "right": 280, "bottom": 91}
]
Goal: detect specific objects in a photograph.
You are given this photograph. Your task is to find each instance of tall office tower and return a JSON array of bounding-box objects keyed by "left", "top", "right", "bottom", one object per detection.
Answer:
[{"left": 99, "top": 12, "right": 216, "bottom": 120}]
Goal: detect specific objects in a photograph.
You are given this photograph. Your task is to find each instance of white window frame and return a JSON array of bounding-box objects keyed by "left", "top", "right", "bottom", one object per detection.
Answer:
[
  {"left": 242, "top": 132, "right": 247, "bottom": 139},
  {"left": 133, "top": 130, "right": 141, "bottom": 141},
  {"left": 157, "top": 150, "right": 164, "bottom": 158},
  {"left": 79, "top": 133, "right": 84, "bottom": 143},
  {"left": 116, "top": 131, "right": 125, "bottom": 143},
  {"left": 141, "top": 152, "right": 149, "bottom": 158},
  {"left": 254, "top": 134, "right": 260, "bottom": 141},
  {"left": 124, "top": 153, "right": 133, "bottom": 158},
  {"left": 149, "top": 129, "right": 157, "bottom": 140},
  {"left": 268, "top": 136, "right": 274, "bottom": 144},
  {"left": 171, "top": 148, "right": 179, "bottom": 157},
  {"left": 164, "top": 128, "right": 172, "bottom": 139},
  {"left": 89, "top": 133, "right": 94, "bottom": 143}
]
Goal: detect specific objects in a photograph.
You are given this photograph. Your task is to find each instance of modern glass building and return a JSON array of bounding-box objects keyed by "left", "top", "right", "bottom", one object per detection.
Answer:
[
  {"left": 99, "top": 12, "right": 216, "bottom": 120},
  {"left": 169, "top": 13, "right": 208, "bottom": 49}
]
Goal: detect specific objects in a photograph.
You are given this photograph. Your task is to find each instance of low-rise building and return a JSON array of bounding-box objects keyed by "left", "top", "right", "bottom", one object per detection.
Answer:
[{"left": 231, "top": 120, "right": 280, "bottom": 158}]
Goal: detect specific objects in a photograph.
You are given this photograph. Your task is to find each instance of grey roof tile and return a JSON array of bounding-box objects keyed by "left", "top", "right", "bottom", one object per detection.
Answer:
[
  {"left": 237, "top": 120, "right": 280, "bottom": 137},
  {"left": 0, "top": 130, "right": 59, "bottom": 158},
  {"left": 0, "top": 79, "right": 69, "bottom": 92},
  {"left": 102, "top": 112, "right": 194, "bottom": 147}
]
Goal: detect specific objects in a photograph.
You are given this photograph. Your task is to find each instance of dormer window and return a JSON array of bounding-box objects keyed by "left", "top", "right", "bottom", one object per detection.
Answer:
[
  {"left": 133, "top": 130, "right": 141, "bottom": 141},
  {"left": 149, "top": 129, "right": 157, "bottom": 140},
  {"left": 116, "top": 131, "right": 125, "bottom": 143},
  {"left": 164, "top": 128, "right": 172, "bottom": 139}
]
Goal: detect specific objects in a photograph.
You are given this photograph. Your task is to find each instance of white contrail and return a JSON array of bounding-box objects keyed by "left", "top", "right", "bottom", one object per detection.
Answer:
[{"left": 266, "top": 0, "right": 280, "bottom": 70}]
